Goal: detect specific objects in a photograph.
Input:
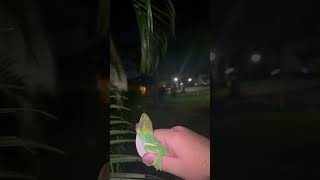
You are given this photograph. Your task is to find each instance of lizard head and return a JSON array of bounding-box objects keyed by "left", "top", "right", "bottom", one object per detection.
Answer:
[{"left": 136, "top": 113, "right": 153, "bottom": 135}]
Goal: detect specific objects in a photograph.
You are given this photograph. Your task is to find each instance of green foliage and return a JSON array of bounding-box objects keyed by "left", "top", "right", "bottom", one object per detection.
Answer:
[
  {"left": 132, "top": 0, "right": 176, "bottom": 74},
  {"left": 0, "top": 136, "right": 64, "bottom": 154},
  {"left": 0, "top": 56, "right": 29, "bottom": 101},
  {"left": 0, "top": 171, "right": 35, "bottom": 180},
  {"left": 0, "top": 58, "right": 64, "bottom": 179},
  {"left": 110, "top": 173, "right": 163, "bottom": 180},
  {"left": 110, "top": 88, "right": 165, "bottom": 179},
  {"left": 110, "top": 88, "right": 139, "bottom": 173},
  {"left": 107, "top": 0, "right": 176, "bottom": 178}
]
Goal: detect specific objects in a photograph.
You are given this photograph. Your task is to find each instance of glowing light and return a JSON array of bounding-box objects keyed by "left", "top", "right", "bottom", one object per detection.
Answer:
[
  {"left": 173, "top": 77, "right": 178, "bottom": 82},
  {"left": 224, "top": 67, "right": 235, "bottom": 75},
  {"left": 180, "top": 83, "right": 184, "bottom": 85},
  {"left": 210, "top": 51, "right": 216, "bottom": 62},
  {"left": 251, "top": 53, "right": 261, "bottom": 63},
  {"left": 188, "top": 78, "right": 192, "bottom": 82},
  {"left": 139, "top": 85, "right": 146, "bottom": 96},
  {"left": 270, "top": 69, "right": 280, "bottom": 76}
]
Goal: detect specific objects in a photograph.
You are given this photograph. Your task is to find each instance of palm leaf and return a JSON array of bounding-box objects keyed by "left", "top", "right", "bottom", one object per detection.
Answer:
[
  {"left": 110, "top": 139, "right": 135, "bottom": 145},
  {"left": 0, "top": 108, "right": 58, "bottom": 120},
  {"left": 110, "top": 95, "right": 128, "bottom": 100},
  {"left": 132, "top": 0, "right": 175, "bottom": 74},
  {"left": 110, "top": 104, "right": 131, "bottom": 111},
  {"left": 0, "top": 56, "right": 29, "bottom": 100},
  {"left": 110, "top": 115, "right": 126, "bottom": 120},
  {"left": 0, "top": 136, "right": 64, "bottom": 155},
  {"left": 0, "top": 171, "right": 35, "bottom": 180},
  {"left": 110, "top": 120, "right": 135, "bottom": 127},
  {"left": 110, "top": 155, "right": 141, "bottom": 164},
  {"left": 110, "top": 130, "right": 136, "bottom": 136},
  {"left": 110, "top": 173, "right": 164, "bottom": 180}
]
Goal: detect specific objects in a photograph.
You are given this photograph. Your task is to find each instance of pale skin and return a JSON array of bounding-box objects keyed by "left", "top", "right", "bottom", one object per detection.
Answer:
[{"left": 136, "top": 113, "right": 210, "bottom": 180}]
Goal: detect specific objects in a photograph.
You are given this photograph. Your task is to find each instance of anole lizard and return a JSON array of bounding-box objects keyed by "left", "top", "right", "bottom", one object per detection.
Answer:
[{"left": 136, "top": 113, "right": 169, "bottom": 171}]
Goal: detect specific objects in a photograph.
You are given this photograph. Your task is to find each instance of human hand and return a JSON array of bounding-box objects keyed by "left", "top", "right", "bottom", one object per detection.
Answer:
[{"left": 142, "top": 126, "right": 210, "bottom": 180}]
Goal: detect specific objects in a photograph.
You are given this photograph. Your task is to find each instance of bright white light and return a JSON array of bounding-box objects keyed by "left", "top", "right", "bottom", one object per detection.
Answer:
[
  {"left": 180, "top": 83, "right": 184, "bottom": 85},
  {"left": 188, "top": 78, "right": 192, "bottom": 82},
  {"left": 173, "top": 77, "right": 178, "bottom": 82},
  {"left": 210, "top": 52, "right": 216, "bottom": 62},
  {"left": 251, "top": 53, "right": 261, "bottom": 63},
  {"left": 270, "top": 69, "right": 280, "bottom": 76},
  {"left": 224, "top": 67, "right": 235, "bottom": 75}
]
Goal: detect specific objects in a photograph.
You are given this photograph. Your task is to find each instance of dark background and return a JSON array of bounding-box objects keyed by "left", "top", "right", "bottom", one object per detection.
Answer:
[
  {"left": 39, "top": 1, "right": 107, "bottom": 179},
  {"left": 0, "top": 0, "right": 107, "bottom": 179},
  {"left": 212, "top": 1, "right": 320, "bottom": 180},
  {"left": 111, "top": 0, "right": 210, "bottom": 80}
]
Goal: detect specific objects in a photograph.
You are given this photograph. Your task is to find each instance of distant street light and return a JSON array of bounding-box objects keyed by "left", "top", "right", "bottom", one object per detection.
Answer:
[
  {"left": 224, "top": 67, "right": 235, "bottom": 75},
  {"left": 173, "top": 77, "right": 178, "bottom": 82},
  {"left": 188, "top": 78, "right": 192, "bottom": 82},
  {"left": 210, "top": 51, "right": 216, "bottom": 62},
  {"left": 270, "top": 68, "right": 280, "bottom": 76},
  {"left": 251, "top": 53, "right": 261, "bottom": 63}
]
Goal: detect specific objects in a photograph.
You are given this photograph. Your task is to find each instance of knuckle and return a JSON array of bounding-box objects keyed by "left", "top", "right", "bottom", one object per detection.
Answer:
[
  {"left": 171, "top": 126, "right": 188, "bottom": 140},
  {"left": 172, "top": 125, "right": 187, "bottom": 131}
]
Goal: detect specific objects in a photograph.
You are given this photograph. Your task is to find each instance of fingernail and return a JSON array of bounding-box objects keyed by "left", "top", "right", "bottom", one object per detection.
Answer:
[{"left": 142, "top": 153, "right": 156, "bottom": 166}]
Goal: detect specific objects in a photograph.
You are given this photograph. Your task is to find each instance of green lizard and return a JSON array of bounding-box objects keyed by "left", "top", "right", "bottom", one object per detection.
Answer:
[{"left": 136, "top": 113, "right": 169, "bottom": 171}]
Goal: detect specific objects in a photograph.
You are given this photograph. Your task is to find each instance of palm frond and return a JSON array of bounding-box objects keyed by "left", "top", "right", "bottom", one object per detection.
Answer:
[
  {"left": 110, "top": 104, "right": 131, "bottom": 111},
  {"left": 110, "top": 155, "right": 141, "bottom": 164},
  {"left": 110, "top": 139, "right": 135, "bottom": 145},
  {"left": 110, "top": 130, "right": 136, "bottom": 136},
  {"left": 0, "top": 56, "right": 29, "bottom": 100},
  {"left": 110, "top": 173, "right": 164, "bottom": 180},
  {"left": 0, "top": 108, "right": 58, "bottom": 120},
  {"left": 0, "top": 171, "right": 35, "bottom": 180},
  {"left": 110, "top": 120, "right": 135, "bottom": 127},
  {"left": 0, "top": 136, "right": 64, "bottom": 155},
  {"left": 132, "top": 0, "right": 175, "bottom": 74}
]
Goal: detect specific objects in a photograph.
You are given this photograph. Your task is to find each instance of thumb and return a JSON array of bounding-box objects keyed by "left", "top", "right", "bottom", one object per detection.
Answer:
[
  {"left": 142, "top": 152, "right": 182, "bottom": 175},
  {"left": 142, "top": 153, "right": 156, "bottom": 166}
]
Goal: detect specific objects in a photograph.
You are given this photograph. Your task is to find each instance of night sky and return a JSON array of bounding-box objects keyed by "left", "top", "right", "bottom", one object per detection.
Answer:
[
  {"left": 111, "top": 0, "right": 320, "bottom": 80},
  {"left": 214, "top": 1, "right": 320, "bottom": 50},
  {"left": 111, "top": 0, "right": 211, "bottom": 80}
]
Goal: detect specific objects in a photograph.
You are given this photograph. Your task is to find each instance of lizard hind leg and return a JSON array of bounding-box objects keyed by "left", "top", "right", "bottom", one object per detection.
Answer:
[{"left": 153, "top": 155, "right": 163, "bottom": 171}]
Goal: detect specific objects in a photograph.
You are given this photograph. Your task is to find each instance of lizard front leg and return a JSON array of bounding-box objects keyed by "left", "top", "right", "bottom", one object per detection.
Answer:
[{"left": 144, "top": 145, "right": 163, "bottom": 170}]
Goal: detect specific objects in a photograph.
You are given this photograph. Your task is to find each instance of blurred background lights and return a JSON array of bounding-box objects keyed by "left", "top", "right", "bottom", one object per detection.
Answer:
[{"left": 251, "top": 53, "right": 261, "bottom": 63}]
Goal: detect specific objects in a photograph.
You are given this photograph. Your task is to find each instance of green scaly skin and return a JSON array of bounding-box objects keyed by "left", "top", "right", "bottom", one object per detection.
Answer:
[{"left": 136, "top": 113, "right": 169, "bottom": 171}]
